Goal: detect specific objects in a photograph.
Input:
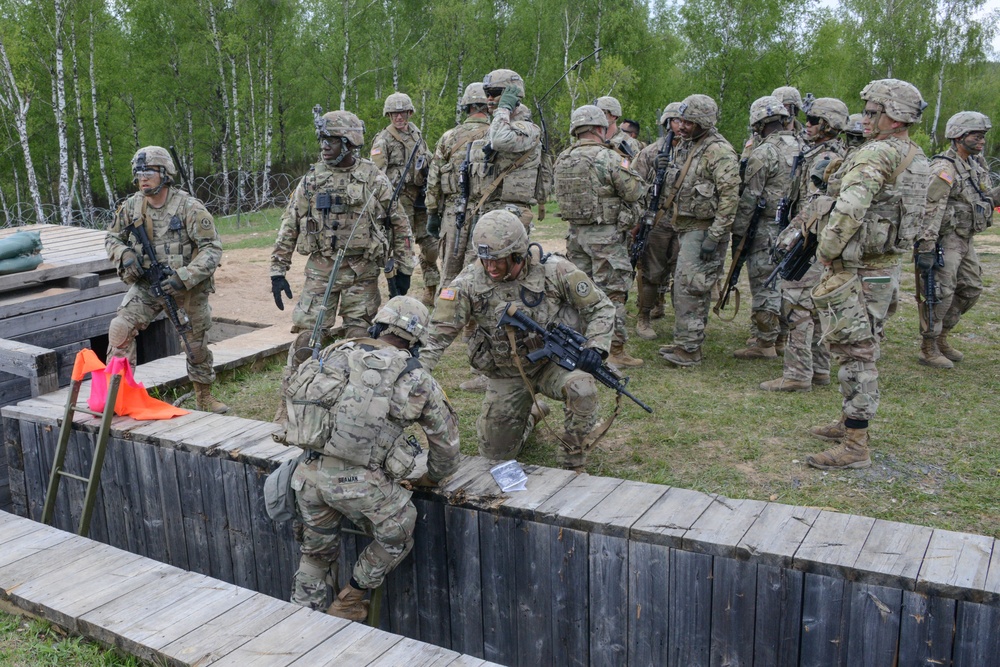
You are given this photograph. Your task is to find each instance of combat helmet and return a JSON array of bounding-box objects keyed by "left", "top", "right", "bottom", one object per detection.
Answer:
[
  {"left": 749, "top": 95, "right": 790, "bottom": 126},
  {"left": 846, "top": 113, "right": 864, "bottom": 136},
  {"left": 807, "top": 98, "right": 850, "bottom": 132},
  {"left": 371, "top": 296, "right": 429, "bottom": 346},
  {"left": 383, "top": 92, "right": 415, "bottom": 116},
  {"left": 772, "top": 86, "right": 803, "bottom": 111},
  {"left": 473, "top": 209, "right": 529, "bottom": 260},
  {"left": 945, "top": 111, "right": 992, "bottom": 139},
  {"left": 483, "top": 69, "right": 525, "bottom": 100},
  {"left": 318, "top": 110, "right": 365, "bottom": 147},
  {"left": 461, "top": 82, "right": 488, "bottom": 109},
  {"left": 594, "top": 96, "right": 622, "bottom": 118},
  {"left": 658, "top": 102, "right": 684, "bottom": 126},
  {"left": 678, "top": 94, "right": 719, "bottom": 129},
  {"left": 570, "top": 104, "right": 609, "bottom": 136},
  {"left": 132, "top": 146, "right": 176, "bottom": 180},
  {"left": 860, "top": 79, "right": 926, "bottom": 124}
]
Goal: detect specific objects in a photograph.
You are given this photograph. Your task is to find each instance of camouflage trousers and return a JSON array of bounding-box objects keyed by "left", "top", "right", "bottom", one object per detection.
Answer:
[
  {"left": 567, "top": 224, "right": 633, "bottom": 345},
  {"left": 745, "top": 226, "right": 781, "bottom": 344},
  {"left": 400, "top": 194, "right": 439, "bottom": 290},
  {"left": 108, "top": 283, "right": 215, "bottom": 384},
  {"left": 813, "top": 263, "right": 899, "bottom": 422},
  {"left": 439, "top": 198, "right": 477, "bottom": 286},
  {"left": 638, "top": 222, "right": 679, "bottom": 312},
  {"left": 672, "top": 229, "right": 727, "bottom": 353},
  {"left": 924, "top": 231, "right": 983, "bottom": 337},
  {"left": 478, "top": 364, "right": 599, "bottom": 469},
  {"left": 779, "top": 262, "right": 830, "bottom": 383},
  {"left": 291, "top": 253, "right": 381, "bottom": 337},
  {"left": 290, "top": 455, "right": 416, "bottom": 611}
]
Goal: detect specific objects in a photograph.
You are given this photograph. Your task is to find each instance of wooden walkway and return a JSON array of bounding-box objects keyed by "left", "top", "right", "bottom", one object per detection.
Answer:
[
  {"left": 0, "top": 510, "right": 498, "bottom": 667},
  {"left": 0, "top": 224, "right": 113, "bottom": 292}
]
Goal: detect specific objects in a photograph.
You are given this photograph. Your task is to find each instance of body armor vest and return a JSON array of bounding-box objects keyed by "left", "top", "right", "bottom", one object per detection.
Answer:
[
  {"left": 554, "top": 143, "right": 620, "bottom": 224},
  {"left": 295, "top": 162, "right": 387, "bottom": 259},
  {"left": 674, "top": 132, "right": 728, "bottom": 220},
  {"left": 123, "top": 190, "right": 199, "bottom": 272},
  {"left": 932, "top": 151, "right": 994, "bottom": 237},
  {"left": 469, "top": 138, "right": 542, "bottom": 207},
  {"left": 440, "top": 122, "right": 489, "bottom": 197},
  {"left": 376, "top": 124, "right": 427, "bottom": 196}
]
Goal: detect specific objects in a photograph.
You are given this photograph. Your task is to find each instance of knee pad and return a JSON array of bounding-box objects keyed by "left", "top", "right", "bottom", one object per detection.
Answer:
[
  {"left": 108, "top": 317, "right": 135, "bottom": 351},
  {"left": 563, "top": 373, "right": 598, "bottom": 417}
]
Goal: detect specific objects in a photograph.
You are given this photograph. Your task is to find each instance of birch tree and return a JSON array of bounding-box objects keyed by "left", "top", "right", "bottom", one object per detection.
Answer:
[{"left": 0, "top": 32, "right": 44, "bottom": 223}]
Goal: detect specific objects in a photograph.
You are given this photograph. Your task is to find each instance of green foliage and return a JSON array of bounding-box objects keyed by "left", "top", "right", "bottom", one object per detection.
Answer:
[{"left": 0, "top": 611, "right": 149, "bottom": 666}]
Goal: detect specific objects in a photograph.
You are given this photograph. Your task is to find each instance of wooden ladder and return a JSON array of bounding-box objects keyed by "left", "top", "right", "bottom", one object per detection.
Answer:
[{"left": 41, "top": 373, "right": 122, "bottom": 536}]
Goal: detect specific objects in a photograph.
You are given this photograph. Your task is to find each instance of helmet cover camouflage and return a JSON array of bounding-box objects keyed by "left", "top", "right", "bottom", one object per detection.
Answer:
[
  {"left": 659, "top": 102, "right": 684, "bottom": 126},
  {"left": 749, "top": 95, "right": 790, "bottom": 126},
  {"left": 473, "top": 209, "right": 529, "bottom": 260},
  {"left": 945, "top": 111, "right": 992, "bottom": 139},
  {"left": 318, "top": 110, "right": 365, "bottom": 147},
  {"left": 570, "top": 104, "right": 609, "bottom": 135},
  {"left": 860, "top": 78, "right": 927, "bottom": 124},
  {"left": 461, "top": 82, "right": 489, "bottom": 108},
  {"left": 383, "top": 92, "right": 415, "bottom": 116},
  {"left": 132, "top": 146, "right": 176, "bottom": 179},
  {"left": 846, "top": 113, "right": 864, "bottom": 136},
  {"left": 373, "top": 296, "right": 429, "bottom": 345},
  {"left": 772, "top": 86, "right": 803, "bottom": 110},
  {"left": 483, "top": 69, "right": 525, "bottom": 99},
  {"left": 808, "top": 97, "right": 850, "bottom": 131},
  {"left": 678, "top": 94, "right": 719, "bottom": 129},
  {"left": 594, "top": 96, "right": 622, "bottom": 118}
]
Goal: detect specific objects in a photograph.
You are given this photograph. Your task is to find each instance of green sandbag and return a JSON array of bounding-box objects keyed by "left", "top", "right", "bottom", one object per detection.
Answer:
[
  {"left": 0, "top": 254, "right": 43, "bottom": 275},
  {"left": 0, "top": 230, "right": 43, "bottom": 260}
]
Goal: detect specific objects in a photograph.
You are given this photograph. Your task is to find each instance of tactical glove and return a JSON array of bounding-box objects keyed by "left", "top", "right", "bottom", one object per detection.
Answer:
[
  {"left": 159, "top": 272, "right": 186, "bottom": 296},
  {"left": 427, "top": 212, "right": 442, "bottom": 238},
  {"left": 271, "top": 275, "right": 293, "bottom": 310},
  {"left": 392, "top": 272, "right": 412, "bottom": 296},
  {"left": 915, "top": 252, "right": 936, "bottom": 273},
  {"left": 498, "top": 87, "right": 520, "bottom": 112},
  {"left": 699, "top": 236, "right": 719, "bottom": 262},
  {"left": 576, "top": 347, "right": 603, "bottom": 375},
  {"left": 120, "top": 250, "right": 143, "bottom": 284},
  {"left": 655, "top": 153, "right": 671, "bottom": 173}
]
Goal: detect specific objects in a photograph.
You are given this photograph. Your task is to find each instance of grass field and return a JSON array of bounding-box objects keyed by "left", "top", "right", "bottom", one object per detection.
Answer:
[
  {"left": 0, "top": 607, "right": 147, "bottom": 667},
  {"left": 216, "top": 204, "right": 1000, "bottom": 538}
]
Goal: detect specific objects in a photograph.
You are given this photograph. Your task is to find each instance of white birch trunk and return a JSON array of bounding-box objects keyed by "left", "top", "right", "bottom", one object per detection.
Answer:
[
  {"left": 70, "top": 24, "right": 94, "bottom": 221},
  {"left": 53, "top": 0, "right": 72, "bottom": 224},
  {"left": 593, "top": 0, "right": 602, "bottom": 69},
  {"left": 340, "top": 0, "right": 350, "bottom": 110},
  {"left": 230, "top": 56, "right": 244, "bottom": 213},
  {"left": 262, "top": 35, "right": 274, "bottom": 204},
  {"left": 207, "top": 0, "right": 231, "bottom": 212},
  {"left": 0, "top": 35, "right": 45, "bottom": 223},
  {"left": 88, "top": 17, "right": 114, "bottom": 206}
]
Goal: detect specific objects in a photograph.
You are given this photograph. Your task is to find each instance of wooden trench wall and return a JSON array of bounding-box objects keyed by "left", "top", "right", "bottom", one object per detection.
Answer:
[{"left": 3, "top": 398, "right": 1000, "bottom": 667}]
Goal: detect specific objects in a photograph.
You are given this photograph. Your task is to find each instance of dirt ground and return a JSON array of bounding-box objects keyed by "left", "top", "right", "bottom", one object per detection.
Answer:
[{"left": 211, "top": 247, "right": 304, "bottom": 327}]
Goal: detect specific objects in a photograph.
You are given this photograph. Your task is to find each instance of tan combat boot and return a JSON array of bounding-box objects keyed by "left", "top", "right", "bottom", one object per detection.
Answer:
[
  {"left": 733, "top": 339, "right": 778, "bottom": 360},
  {"left": 811, "top": 373, "right": 831, "bottom": 386},
  {"left": 529, "top": 399, "right": 551, "bottom": 429},
  {"left": 327, "top": 584, "right": 369, "bottom": 622},
  {"left": 808, "top": 413, "right": 846, "bottom": 442},
  {"left": 918, "top": 337, "right": 953, "bottom": 369},
  {"left": 775, "top": 333, "right": 787, "bottom": 355},
  {"left": 936, "top": 328, "right": 964, "bottom": 362},
  {"left": 421, "top": 285, "right": 436, "bottom": 308},
  {"left": 650, "top": 293, "right": 666, "bottom": 320},
  {"left": 807, "top": 427, "right": 871, "bottom": 470},
  {"left": 759, "top": 376, "right": 811, "bottom": 392},
  {"left": 636, "top": 312, "right": 658, "bottom": 340},
  {"left": 659, "top": 346, "right": 702, "bottom": 367},
  {"left": 608, "top": 342, "right": 644, "bottom": 368},
  {"left": 459, "top": 373, "right": 489, "bottom": 393},
  {"left": 194, "top": 382, "right": 229, "bottom": 414}
]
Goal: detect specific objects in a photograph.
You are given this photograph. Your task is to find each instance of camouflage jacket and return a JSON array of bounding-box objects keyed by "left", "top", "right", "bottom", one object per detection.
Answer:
[
  {"left": 634, "top": 136, "right": 686, "bottom": 215},
  {"left": 425, "top": 116, "right": 490, "bottom": 211},
  {"left": 554, "top": 139, "right": 645, "bottom": 228},
  {"left": 421, "top": 251, "right": 615, "bottom": 378},
  {"left": 469, "top": 105, "right": 542, "bottom": 210},
  {"left": 370, "top": 122, "right": 429, "bottom": 202},
  {"left": 918, "top": 147, "right": 999, "bottom": 246},
  {"left": 733, "top": 130, "right": 801, "bottom": 238},
  {"left": 107, "top": 187, "right": 222, "bottom": 291},
  {"left": 606, "top": 129, "right": 642, "bottom": 161},
  {"left": 671, "top": 129, "right": 740, "bottom": 240},
  {"left": 796, "top": 137, "right": 844, "bottom": 201},
  {"left": 818, "top": 135, "right": 929, "bottom": 268},
  {"left": 270, "top": 159, "right": 415, "bottom": 276}
]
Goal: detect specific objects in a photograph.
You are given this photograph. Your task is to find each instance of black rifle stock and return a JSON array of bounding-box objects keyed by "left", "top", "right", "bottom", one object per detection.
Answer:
[
  {"left": 629, "top": 130, "right": 675, "bottom": 268},
  {"left": 384, "top": 143, "right": 421, "bottom": 297},
  {"left": 453, "top": 141, "right": 474, "bottom": 257},
  {"left": 915, "top": 243, "right": 944, "bottom": 332},
  {"left": 765, "top": 229, "right": 818, "bottom": 289},
  {"left": 496, "top": 303, "right": 653, "bottom": 413},
  {"left": 713, "top": 196, "right": 766, "bottom": 318},
  {"left": 775, "top": 148, "right": 805, "bottom": 232}
]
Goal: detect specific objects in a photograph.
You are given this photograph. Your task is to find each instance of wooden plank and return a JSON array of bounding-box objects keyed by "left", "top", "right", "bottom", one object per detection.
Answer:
[
  {"left": 917, "top": 529, "right": 994, "bottom": 600},
  {"left": 365, "top": 637, "right": 463, "bottom": 667},
  {"left": 159, "top": 592, "right": 299, "bottom": 667},
  {"left": 201, "top": 455, "right": 235, "bottom": 584},
  {"left": 898, "top": 591, "right": 955, "bottom": 667},
  {"left": 579, "top": 479, "right": 666, "bottom": 539},
  {"left": 10, "top": 311, "right": 116, "bottom": 350},
  {"left": 682, "top": 495, "right": 767, "bottom": 558},
  {"left": 444, "top": 505, "right": 484, "bottom": 657},
  {"left": 414, "top": 496, "right": 450, "bottom": 648},
  {"left": 132, "top": 439, "right": 168, "bottom": 562},
  {"left": 99, "top": 437, "right": 129, "bottom": 551},
  {"left": 17, "top": 421, "right": 46, "bottom": 522},
  {"left": 736, "top": 503, "right": 820, "bottom": 568},
  {"left": 175, "top": 449, "right": 211, "bottom": 576},
  {"left": 213, "top": 421, "right": 285, "bottom": 456},
  {"left": 0, "top": 511, "right": 47, "bottom": 546},
  {"left": 0, "top": 522, "right": 79, "bottom": 570},
  {"left": 952, "top": 600, "right": 1000, "bottom": 667},
  {"left": 588, "top": 532, "right": 627, "bottom": 667},
  {"left": 479, "top": 512, "right": 517, "bottom": 666},
  {"left": 845, "top": 581, "right": 902, "bottom": 667},
  {"left": 853, "top": 519, "right": 932, "bottom": 590},
  {"left": 0, "top": 339, "right": 58, "bottom": 395},
  {"left": 753, "top": 564, "right": 803, "bottom": 667},
  {"left": 0, "top": 275, "right": 124, "bottom": 320},
  {"left": 627, "top": 541, "right": 669, "bottom": 667},
  {"left": 4, "top": 294, "right": 123, "bottom": 338},
  {"left": 289, "top": 622, "right": 400, "bottom": 667},
  {"left": 185, "top": 415, "right": 270, "bottom": 451},
  {"left": 65, "top": 273, "right": 100, "bottom": 290},
  {"left": 630, "top": 486, "right": 713, "bottom": 548},
  {"left": 799, "top": 572, "right": 848, "bottom": 667},
  {"left": 550, "top": 525, "right": 589, "bottom": 667},
  {"left": 667, "top": 549, "right": 712, "bottom": 667},
  {"left": 496, "top": 464, "right": 576, "bottom": 521},
  {"left": 986, "top": 539, "right": 1000, "bottom": 603},
  {"left": 709, "top": 556, "right": 756, "bottom": 667},
  {"left": 534, "top": 474, "right": 622, "bottom": 531},
  {"left": 3, "top": 416, "right": 26, "bottom": 515},
  {"left": 515, "top": 517, "right": 554, "bottom": 667},
  {"left": 793, "top": 510, "right": 875, "bottom": 579},
  {"left": 437, "top": 456, "right": 494, "bottom": 497},
  {"left": 206, "top": 606, "right": 348, "bottom": 667},
  {"left": 386, "top": 520, "right": 419, "bottom": 638},
  {"left": 221, "top": 456, "right": 258, "bottom": 590},
  {"left": 245, "top": 465, "right": 284, "bottom": 599},
  {"left": 117, "top": 436, "right": 149, "bottom": 556},
  {"left": 155, "top": 446, "right": 190, "bottom": 570}
]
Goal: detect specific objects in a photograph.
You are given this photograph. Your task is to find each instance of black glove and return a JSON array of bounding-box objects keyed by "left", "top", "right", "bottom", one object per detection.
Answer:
[
  {"left": 392, "top": 272, "right": 412, "bottom": 296},
  {"left": 699, "top": 236, "right": 720, "bottom": 262},
  {"left": 271, "top": 275, "right": 293, "bottom": 310},
  {"left": 427, "top": 212, "right": 441, "bottom": 238},
  {"left": 159, "top": 272, "right": 186, "bottom": 296},
  {"left": 498, "top": 87, "right": 520, "bottom": 112},
  {"left": 656, "top": 153, "right": 671, "bottom": 172},
  {"left": 915, "top": 252, "right": 936, "bottom": 273},
  {"left": 576, "top": 347, "right": 603, "bottom": 374},
  {"left": 120, "top": 250, "right": 143, "bottom": 284}
]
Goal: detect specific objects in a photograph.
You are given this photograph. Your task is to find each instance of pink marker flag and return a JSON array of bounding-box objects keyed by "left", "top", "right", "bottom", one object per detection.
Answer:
[{"left": 71, "top": 348, "right": 189, "bottom": 420}]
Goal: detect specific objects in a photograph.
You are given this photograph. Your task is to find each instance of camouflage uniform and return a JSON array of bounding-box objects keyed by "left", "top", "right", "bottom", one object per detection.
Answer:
[
  {"left": 290, "top": 336, "right": 460, "bottom": 611},
  {"left": 106, "top": 175, "right": 222, "bottom": 386},
  {"left": 426, "top": 115, "right": 491, "bottom": 285},
  {"left": 556, "top": 132, "right": 645, "bottom": 350},
  {"left": 607, "top": 128, "right": 642, "bottom": 161}
]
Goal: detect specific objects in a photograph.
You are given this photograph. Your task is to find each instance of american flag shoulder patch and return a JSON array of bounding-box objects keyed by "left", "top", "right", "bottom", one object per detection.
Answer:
[
  {"left": 937, "top": 170, "right": 953, "bottom": 185},
  {"left": 439, "top": 288, "right": 456, "bottom": 301}
]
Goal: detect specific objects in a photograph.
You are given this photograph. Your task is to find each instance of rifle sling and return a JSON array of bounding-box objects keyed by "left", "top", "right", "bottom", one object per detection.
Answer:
[
  {"left": 659, "top": 141, "right": 698, "bottom": 229},
  {"left": 471, "top": 150, "right": 535, "bottom": 217}
]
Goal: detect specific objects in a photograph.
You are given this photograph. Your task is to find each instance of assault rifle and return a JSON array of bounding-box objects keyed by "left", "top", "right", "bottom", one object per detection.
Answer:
[
  {"left": 764, "top": 229, "right": 818, "bottom": 289},
  {"left": 497, "top": 303, "right": 653, "bottom": 413},
  {"left": 168, "top": 145, "right": 194, "bottom": 196},
  {"left": 713, "top": 196, "right": 766, "bottom": 319},
  {"left": 629, "top": 129, "right": 675, "bottom": 268},
  {"left": 775, "top": 148, "right": 805, "bottom": 231},
  {"left": 384, "top": 142, "right": 420, "bottom": 297},
  {"left": 453, "top": 142, "right": 474, "bottom": 257},
  {"left": 915, "top": 243, "right": 945, "bottom": 332}
]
